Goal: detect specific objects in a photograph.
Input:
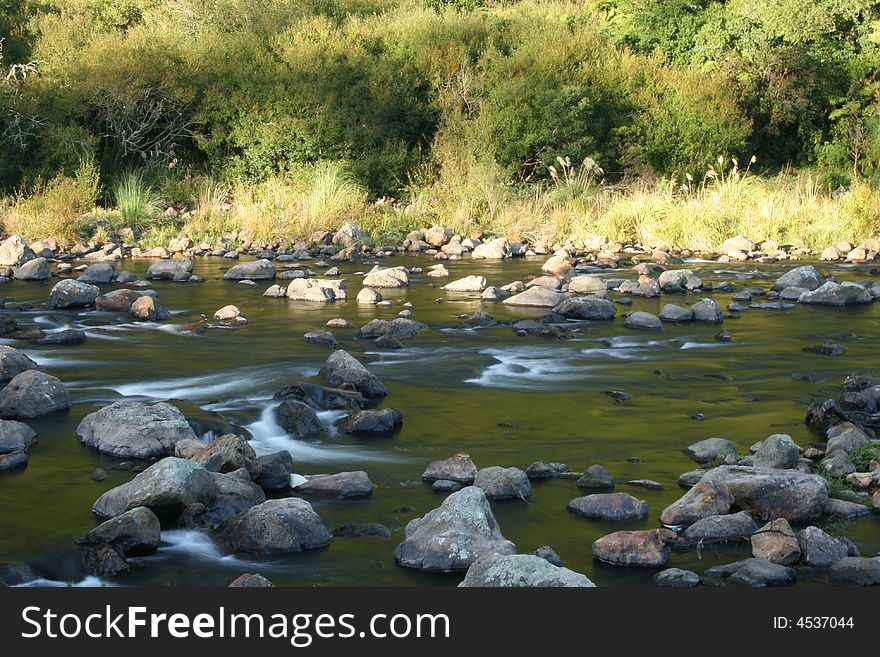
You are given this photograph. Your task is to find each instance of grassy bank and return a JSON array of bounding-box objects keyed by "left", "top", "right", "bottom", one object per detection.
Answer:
[{"left": 2, "top": 157, "right": 878, "bottom": 253}]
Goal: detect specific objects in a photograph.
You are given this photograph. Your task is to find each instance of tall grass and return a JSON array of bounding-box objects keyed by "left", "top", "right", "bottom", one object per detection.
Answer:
[{"left": 113, "top": 171, "right": 163, "bottom": 232}]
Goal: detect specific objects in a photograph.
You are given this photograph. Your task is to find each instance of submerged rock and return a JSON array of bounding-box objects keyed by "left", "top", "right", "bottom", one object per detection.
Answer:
[
  {"left": 229, "top": 573, "right": 274, "bottom": 588},
  {"left": 459, "top": 554, "right": 595, "bottom": 588},
  {"left": 703, "top": 558, "right": 797, "bottom": 587},
  {"left": 653, "top": 568, "right": 700, "bottom": 588}
]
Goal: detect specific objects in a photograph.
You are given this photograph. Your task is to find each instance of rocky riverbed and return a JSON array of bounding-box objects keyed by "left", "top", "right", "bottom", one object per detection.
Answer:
[{"left": 0, "top": 229, "right": 879, "bottom": 588}]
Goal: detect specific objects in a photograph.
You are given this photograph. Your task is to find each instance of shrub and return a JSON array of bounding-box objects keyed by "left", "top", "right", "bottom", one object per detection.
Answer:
[{"left": 112, "top": 170, "right": 162, "bottom": 232}]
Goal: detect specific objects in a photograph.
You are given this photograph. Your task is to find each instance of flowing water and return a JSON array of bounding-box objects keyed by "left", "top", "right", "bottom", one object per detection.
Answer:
[{"left": 1, "top": 254, "right": 879, "bottom": 587}]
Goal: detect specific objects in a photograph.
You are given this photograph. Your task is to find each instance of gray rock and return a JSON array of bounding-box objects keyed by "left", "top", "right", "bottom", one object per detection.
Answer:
[
  {"left": 525, "top": 461, "right": 569, "bottom": 479},
  {"left": 286, "top": 278, "right": 347, "bottom": 301},
  {"left": 444, "top": 275, "right": 487, "bottom": 292},
  {"left": 577, "top": 464, "right": 614, "bottom": 489},
  {"left": 76, "top": 544, "right": 130, "bottom": 578},
  {"left": 592, "top": 528, "right": 677, "bottom": 567},
  {"left": 503, "top": 286, "right": 568, "bottom": 307},
  {"left": 678, "top": 469, "right": 704, "bottom": 488},
  {"left": 93, "top": 457, "right": 216, "bottom": 522},
  {"left": 76, "top": 401, "right": 197, "bottom": 458},
  {"left": 691, "top": 298, "right": 724, "bottom": 322},
  {"left": 78, "top": 506, "right": 161, "bottom": 556},
  {"left": 685, "top": 437, "right": 736, "bottom": 463},
  {"left": 32, "top": 329, "right": 87, "bottom": 345},
  {"left": 553, "top": 296, "right": 616, "bottom": 320},
  {"left": 215, "top": 497, "right": 332, "bottom": 555},
  {"left": 623, "top": 311, "right": 661, "bottom": 330},
  {"left": 192, "top": 434, "right": 261, "bottom": 480},
  {"left": 432, "top": 479, "right": 461, "bottom": 492},
  {"left": 303, "top": 330, "right": 337, "bottom": 348},
  {"left": 422, "top": 453, "right": 477, "bottom": 484},
  {"left": 823, "top": 498, "right": 871, "bottom": 519},
  {"left": 826, "top": 423, "right": 870, "bottom": 454},
  {"left": 818, "top": 451, "right": 856, "bottom": 476},
  {"left": 827, "top": 557, "right": 880, "bottom": 585},
  {"left": 750, "top": 518, "right": 801, "bottom": 565},
  {"left": 658, "top": 269, "right": 701, "bottom": 292},
  {"left": 704, "top": 558, "right": 797, "bottom": 587},
  {"left": 0, "top": 235, "right": 35, "bottom": 267},
  {"left": 772, "top": 265, "right": 821, "bottom": 292},
  {"left": 47, "top": 279, "right": 99, "bottom": 309},
  {"left": 393, "top": 486, "right": 516, "bottom": 571},
  {"left": 753, "top": 434, "right": 800, "bottom": 469},
  {"left": 0, "top": 346, "right": 38, "bottom": 384},
  {"left": 362, "top": 267, "right": 409, "bottom": 288},
  {"left": 274, "top": 382, "right": 364, "bottom": 412},
  {"left": 798, "top": 281, "right": 872, "bottom": 305},
  {"left": 659, "top": 304, "right": 694, "bottom": 322},
  {"left": 255, "top": 451, "right": 293, "bottom": 490},
  {"left": 145, "top": 259, "right": 193, "bottom": 281},
  {"left": 653, "top": 568, "right": 700, "bottom": 587},
  {"left": 223, "top": 259, "right": 275, "bottom": 280},
  {"left": 567, "top": 492, "right": 648, "bottom": 521},
  {"left": 568, "top": 275, "right": 607, "bottom": 295},
  {"left": 681, "top": 511, "right": 757, "bottom": 544},
  {"left": 797, "top": 526, "right": 849, "bottom": 567},
  {"left": 0, "top": 450, "right": 28, "bottom": 471},
  {"left": 295, "top": 471, "right": 373, "bottom": 498},
  {"left": 77, "top": 263, "right": 116, "bottom": 284},
  {"left": 13, "top": 257, "right": 49, "bottom": 280},
  {"left": 275, "top": 400, "right": 323, "bottom": 436},
  {"left": 473, "top": 466, "right": 531, "bottom": 500},
  {"left": 339, "top": 408, "right": 402, "bottom": 434},
  {"left": 332, "top": 223, "right": 372, "bottom": 249},
  {"left": 320, "top": 350, "right": 387, "bottom": 397},
  {"left": 471, "top": 237, "right": 511, "bottom": 260},
  {"left": 0, "top": 419, "right": 37, "bottom": 454},
  {"left": 459, "top": 554, "right": 595, "bottom": 587},
  {"left": 0, "top": 370, "right": 70, "bottom": 419},
  {"left": 184, "top": 472, "right": 266, "bottom": 528},
  {"left": 533, "top": 545, "right": 565, "bottom": 567}
]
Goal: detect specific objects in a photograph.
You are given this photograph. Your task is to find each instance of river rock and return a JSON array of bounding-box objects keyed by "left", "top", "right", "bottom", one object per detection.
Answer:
[
  {"left": 339, "top": 408, "right": 402, "bottom": 434},
  {"left": 659, "top": 304, "right": 694, "bottom": 322},
  {"left": 275, "top": 400, "right": 323, "bottom": 436},
  {"left": 577, "top": 464, "right": 614, "bottom": 489},
  {"left": 275, "top": 382, "right": 364, "bottom": 412},
  {"left": 828, "top": 557, "right": 880, "bottom": 585},
  {"left": 363, "top": 266, "right": 409, "bottom": 288},
  {"left": 146, "top": 259, "right": 193, "bottom": 281},
  {"left": 658, "top": 269, "right": 701, "bottom": 292},
  {"left": 0, "top": 419, "right": 36, "bottom": 454},
  {"left": 33, "top": 328, "right": 86, "bottom": 345},
  {"left": 444, "top": 275, "right": 487, "bottom": 292},
  {"left": 750, "top": 518, "right": 801, "bottom": 565},
  {"left": 459, "top": 554, "right": 595, "bottom": 588},
  {"left": 592, "top": 528, "right": 677, "bottom": 567},
  {"left": 13, "top": 257, "right": 49, "bottom": 281},
  {"left": 77, "top": 544, "right": 130, "bottom": 578},
  {"left": 295, "top": 471, "right": 373, "bottom": 498},
  {"left": 798, "top": 281, "right": 872, "bottom": 305},
  {"left": 47, "top": 279, "right": 99, "bottom": 308},
  {"left": 93, "top": 457, "right": 216, "bottom": 522},
  {"left": 0, "top": 450, "right": 28, "bottom": 471},
  {"left": 568, "top": 275, "right": 607, "bottom": 295},
  {"left": 772, "top": 265, "right": 821, "bottom": 292},
  {"left": 554, "top": 296, "right": 616, "bottom": 320},
  {"left": 681, "top": 511, "right": 757, "bottom": 544},
  {"left": 213, "top": 304, "right": 246, "bottom": 324},
  {"left": 0, "top": 370, "right": 70, "bottom": 419},
  {"left": 797, "top": 526, "right": 849, "bottom": 567},
  {"left": 685, "top": 437, "right": 736, "bottom": 463},
  {"left": 481, "top": 286, "right": 507, "bottom": 301},
  {"left": 818, "top": 451, "right": 856, "bottom": 476},
  {"left": 691, "top": 298, "right": 724, "bottom": 322},
  {"left": 753, "top": 434, "right": 800, "bottom": 469},
  {"left": 661, "top": 466, "right": 828, "bottom": 525},
  {"left": 472, "top": 238, "right": 510, "bottom": 260},
  {"left": 129, "top": 295, "right": 170, "bottom": 321},
  {"left": 503, "top": 287, "right": 567, "bottom": 307},
  {"left": 78, "top": 506, "right": 161, "bottom": 556},
  {"left": 332, "top": 223, "right": 372, "bottom": 248},
  {"left": 193, "top": 434, "right": 261, "bottom": 480},
  {"left": 255, "top": 451, "right": 293, "bottom": 490},
  {"left": 623, "top": 311, "right": 661, "bottom": 330},
  {"left": 826, "top": 422, "right": 870, "bottom": 454},
  {"left": 393, "top": 486, "right": 516, "bottom": 571},
  {"left": 424, "top": 226, "right": 452, "bottom": 247},
  {"left": 320, "top": 350, "right": 387, "bottom": 397},
  {"left": 525, "top": 461, "right": 569, "bottom": 479},
  {"left": 287, "top": 278, "right": 346, "bottom": 301},
  {"left": 356, "top": 287, "right": 381, "bottom": 304},
  {"left": 568, "top": 492, "right": 648, "bottom": 521},
  {"left": 704, "top": 558, "right": 797, "bottom": 587},
  {"left": 823, "top": 497, "right": 871, "bottom": 519},
  {"left": 229, "top": 573, "right": 274, "bottom": 588},
  {"left": 76, "top": 401, "right": 197, "bottom": 458},
  {"left": 422, "top": 453, "right": 477, "bottom": 484},
  {"left": 432, "top": 479, "right": 461, "bottom": 492},
  {"left": 0, "top": 235, "right": 35, "bottom": 267},
  {"left": 0, "top": 346, "right": 38, "bottom": 383},
  {"left": 223, "top": 259, "right": 275, "bottom": 280},
  {"left": 77, "top": 263, "right": 116, "bottom": 284},
  {"left": 653, "top": 568, "right": 700, "bottom": 587},
  {"left": 215, "top": 497, "right": 332, "bottom": 555},
  {"left": 180, "top": 472, "right": 266, "bottom": 528},
  {"left": 473, "top": 466, "right": 531, "bottom": 500},
  {"left": 96, "top": 289, "right": 143, "bottom": 312}
]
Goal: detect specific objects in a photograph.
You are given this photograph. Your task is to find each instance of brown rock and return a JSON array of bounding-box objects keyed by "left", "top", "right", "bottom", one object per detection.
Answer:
[
  {"left": 750, "top": 518, "right": 801, "bottom": 565},
  {"left": 592, "top": 528, "right": 677, "bottom": 567}
]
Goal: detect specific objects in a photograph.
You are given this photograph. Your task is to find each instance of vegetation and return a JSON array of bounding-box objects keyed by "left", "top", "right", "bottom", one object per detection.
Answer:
[{"left": 1, "top": 0, "right": 880, "bottom": 246}]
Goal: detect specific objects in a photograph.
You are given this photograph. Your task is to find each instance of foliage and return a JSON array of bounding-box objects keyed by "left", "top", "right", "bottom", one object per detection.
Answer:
[{"left": 112, "top": 170, "right": 162, "bottom": 232}]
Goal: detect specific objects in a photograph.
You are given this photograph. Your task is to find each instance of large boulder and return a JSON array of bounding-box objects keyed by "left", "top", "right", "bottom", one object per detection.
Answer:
[
  {"left": 592, "top": 529, "right": 677, "bottom": 567},
  {"left": 78, "top": 506, "right": 161, "bottom": 556},
  {"left": 362, "top": 266, "right": 409, "bottom": 288},
  {"left": 0, "top": 419, "right": 37, "bottom": 454},
  {"left": 798, "top": 281, "right": 871, "bottom": 305},
  {"left": 146, "top": 259, "right": 193, "bottom": 281},
  {"left": 93, "top": 458, "right": 216, "bottom": 522},
  {"left": 660, "top": 466, "right": 828, "bottom": 526},
  {"left": 471, "top": 238, "right": 510, "bottom": 260},
  {"left": 0, "top": 346, "right": 38, "bottom": 384},
  {"left": 77, "top": 263, "right": 116, "bottom": 284},
  {"left": 76, "top": 401, "right": 197, "bottom": 459},
  {"left": 294, "top": 471, "right": 373, "bottom": 499},
  {"left": 47, "top": 279, "right": 99, "bottom": 309},
  {"left": 473, "top": 466, "right": 531, "bottom": 500},
  {"left": 193, "top": 434, "right": 261, "bottom": 480},
  {"left": 255, "top": 451, "right": 293, "bottom": 490},
  {"left": 215, "top": 498, "right": 332, "bottom": 555},
  {"left": 422, "top": 453, "right": 477, "bottom": 484},
  {"left": 772, "top": 265, "right": 821, "bottom": 292},
  {"left": 443, "top": 275, "right": 487, "bottom": 292},
  {"left": 797, "top": 526, "right": 849, "bottom": 567},
  {"left": 567, "top": 492, "right": 648, "bottom": 521},
  {"left": 332, "top": 223, "right": 372, "bottom": 249},
  {"left": 13, "top": 257, "right": 49, "bottom": 281},
  {"left": 753, "top": 434, "right": 800, "bottom": 469},
  {"left": 685, "top": 437, "right": 736, "bottom": 463},
  {"left": 286, "top": 278, "right": 347, "bottom": 301},
  {"left": 503, "top": 287, "right": 567, "bottom": 307},
  {"left": 459, "top": 554, "right": 595, "bottom": 588},
  {"left": 681, "top": 511, "right": 757, "bottom": 544},
  {"left": 0, "top": 235, "right": 35, "bottom": 267},
  {"left": 703, "top": 558, "right": 797, "bottom": 587},
  {"left": 339, "top": 408, "right": 402, "bottom": 434},
  {"left": 750, "top": 518, "right": 801, "bottom": 565},
  {"left": 223, "top": 259, "right": 276, "bottom": 280},
  {"left": 320, "top": 350, "right": 388, "bottom": 397},
  {"left": 274, "top": 400, "right": 323, "bottom": 436},
  {"left": 554, "top": 296, "right": 616, "bottom": 320},
  {"left": 394, "top": 486, "right": 516, "bottom": 571},
  {"left": 0, "top": 370, "right": 70, "bottom": 419}
]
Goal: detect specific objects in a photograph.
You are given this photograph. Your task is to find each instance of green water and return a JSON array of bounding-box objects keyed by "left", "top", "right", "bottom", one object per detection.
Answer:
[{"left": 1, "top": 254, "right": 879, "bottom": 587}]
